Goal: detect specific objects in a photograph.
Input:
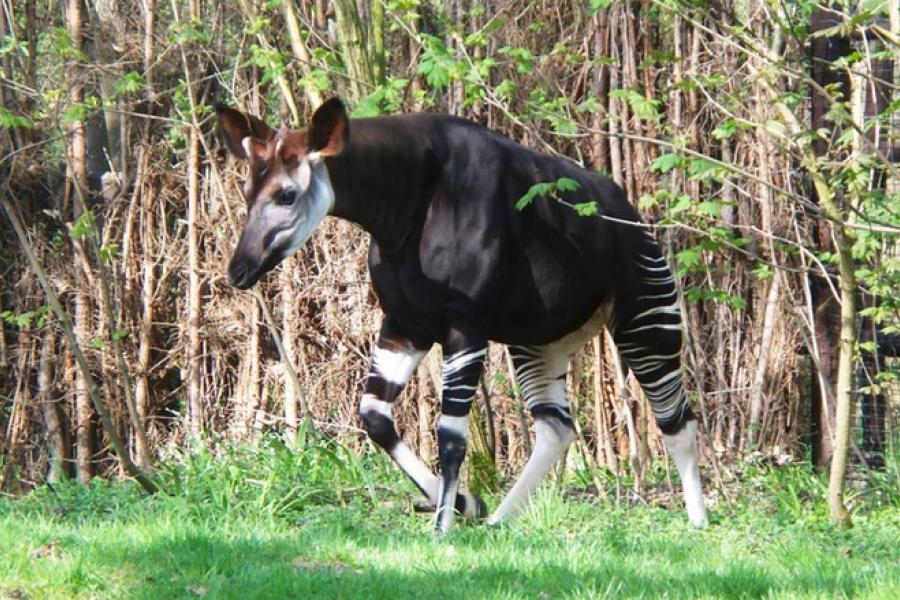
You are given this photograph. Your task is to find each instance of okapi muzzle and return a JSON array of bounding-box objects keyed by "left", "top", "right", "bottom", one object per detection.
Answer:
[{"left": 215, "top": 99, "right": 348, "bottom": 289}]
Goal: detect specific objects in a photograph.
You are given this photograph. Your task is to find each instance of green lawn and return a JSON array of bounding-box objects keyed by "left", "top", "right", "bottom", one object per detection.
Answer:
[{"left": 1, "top": 438, "right": 898, "bottom": 599}]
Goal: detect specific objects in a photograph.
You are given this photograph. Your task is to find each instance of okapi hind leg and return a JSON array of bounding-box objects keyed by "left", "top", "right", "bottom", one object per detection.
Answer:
[
  {"left": 613, "top": 246, "right": 708, "bottom": 527},
  {"left": 487, "top": 345, "right": 576, "bottom": 525},
  {"left": 661, "top": 418, "right": 706, "bottom": 527}
]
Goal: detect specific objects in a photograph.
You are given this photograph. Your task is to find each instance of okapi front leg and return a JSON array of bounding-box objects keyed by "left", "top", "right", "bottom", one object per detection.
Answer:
[
  {"left": 358, "top": 320, "right": 438, "bottom": 504},
  {"left": 435, "top": 339, "right": 488, "bottom": 534}
]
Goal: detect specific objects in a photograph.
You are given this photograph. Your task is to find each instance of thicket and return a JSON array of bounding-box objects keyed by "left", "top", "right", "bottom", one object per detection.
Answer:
[{"left": 0, "top": 1, "right": 897, "bottom": 527}]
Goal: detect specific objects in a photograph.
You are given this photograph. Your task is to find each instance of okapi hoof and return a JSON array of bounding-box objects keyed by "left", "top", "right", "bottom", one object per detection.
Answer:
[
  {"left": 457, "top": 491, "right": 487, "bottom": 520},
  {"left": 412, "top": 492, "right": 487, "bottom": 520},
  {"left": 469, "top": 493, "right": 488, "bottom": 520},
  {"left": 413, "top": 501, "right": 436, "bottom": 513}
]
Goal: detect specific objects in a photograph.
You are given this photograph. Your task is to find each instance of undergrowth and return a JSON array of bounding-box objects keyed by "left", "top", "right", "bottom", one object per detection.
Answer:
[{"left": 1, "top": 432, "right": 897, "bottom": 599}]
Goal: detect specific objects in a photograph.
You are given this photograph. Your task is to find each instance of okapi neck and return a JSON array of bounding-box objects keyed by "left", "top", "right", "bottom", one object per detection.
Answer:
[{"left": 323, "top": 120, "right": 430, "bottom": 254}]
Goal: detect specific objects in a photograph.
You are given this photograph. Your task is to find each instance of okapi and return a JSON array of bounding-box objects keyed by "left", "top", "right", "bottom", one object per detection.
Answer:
[{"left": 216, "top": 98, "right": 708, "bottom": 533}]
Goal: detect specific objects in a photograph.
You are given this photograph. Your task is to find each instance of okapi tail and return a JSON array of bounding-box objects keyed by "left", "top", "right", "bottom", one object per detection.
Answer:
[{"left": 610, "top": 230, "right": 695, "bottom": 435}]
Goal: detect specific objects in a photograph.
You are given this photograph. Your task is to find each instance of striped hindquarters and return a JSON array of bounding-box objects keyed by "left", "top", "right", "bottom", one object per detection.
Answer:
[{"left": 611, "top": 231, "right": 693, "bottom": 434}]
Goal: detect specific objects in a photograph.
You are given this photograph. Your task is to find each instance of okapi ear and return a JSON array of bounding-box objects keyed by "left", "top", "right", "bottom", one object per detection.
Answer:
[
  {"left": 274, "top": 131, "right": 307, "bottom": 168},
  {"left": 215, "top": 105, "right": 274, "bottom": 160},
  {"left": 309, "top": 97, "right": 349, "bottom": 157}
]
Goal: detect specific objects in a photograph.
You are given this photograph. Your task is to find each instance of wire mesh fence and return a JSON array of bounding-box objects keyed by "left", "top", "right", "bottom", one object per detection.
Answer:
[{"left": 854, "top": 340, "right": 899, "bottom": 471}]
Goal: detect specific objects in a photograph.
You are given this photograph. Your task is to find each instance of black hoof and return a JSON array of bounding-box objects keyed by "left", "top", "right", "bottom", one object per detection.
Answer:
[{"left": 470, "top": 493, "right": 488, "bottom": 520}]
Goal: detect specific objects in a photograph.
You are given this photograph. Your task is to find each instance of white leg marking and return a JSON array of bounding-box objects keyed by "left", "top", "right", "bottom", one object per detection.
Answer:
[
  {"left": 487, "top": 419, "right": 575, "bottom": 525},
  {"left": 359, "top": 394, "right": 392, "bottom": 417},
  {"left": 435, "top": 481, "right": 459, "bottom": 533},
  {"left": 437, "top": 414, "right": 469, "bottom": 438},
  {"left": 663, "top": 419, "right": 708, "bottom": 527},
  {"left": 371, "top": 346, "right": 426, "bottom": 384},
  {"left": 392, "top": 443, "right": 440, "bottom": 503},
  {"left": 359, "top": 392, "right": 440, "bottom": 504}
]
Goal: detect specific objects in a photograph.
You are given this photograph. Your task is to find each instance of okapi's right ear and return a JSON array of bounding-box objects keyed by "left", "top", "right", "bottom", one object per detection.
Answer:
[
  {"left": 309, "top": 97, "right": 349, "bottom": 158},
  {"left": 215, "top": 105, "right": 274, "bottom": 160}
]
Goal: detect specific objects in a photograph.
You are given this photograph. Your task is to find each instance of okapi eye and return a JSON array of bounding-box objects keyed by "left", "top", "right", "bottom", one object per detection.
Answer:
[{"left": 276, "top": 189, "right": 296, "bottom": 206}]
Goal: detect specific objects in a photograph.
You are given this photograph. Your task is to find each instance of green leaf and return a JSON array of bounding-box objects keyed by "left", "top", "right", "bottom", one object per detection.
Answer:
[
  {"left": 494, "top": 79, "right": 516, "bottom": 99},
  {"left": 72, "top": 210, "right": 96, "bottom": 240},
  {"left": 669, "top": 195, "right": 692, "bottom": 214},
  {"left": 62, "top": 103, "right": 89, "bottom": 124},
  {"left": 728, "top": 296, "right": 748, "bottom": 310},
  {"left": 516, "top": 178, "right": 579, "bottom": 211},
  {"left": 555, "top": 177, "right": 581, "bottom": 193},
  {"left": 650, "top": 153, "right": 681, "bottom": 173},
  {"left": 499, "top": 46, "right": 534, "bottom": 74},
  {"left": 573, "top": 202, "right": 598, "bottom": 217},
  {"left": 711, "top": 119, "right": 737, "bottom": 140},
  {"left": 637, "top": 194, "right": 659, "bottom": 210},
  {"left": 752, "top": 263, "right": 774, "bottom": 281},
  {"left": 99, "top": 243, "right": 119, "bottom": 264},
  {"left": 590, "top": 0, "right": 615, "bottom": 15},
  {"left": 610, "top": 88, "right": 660, "bottom": 122},
  {"left": 576, "top": 95, "right": 603, "bottom": 114},
  {"left": 676, "top": 247, "right": 702, "bottom": 272},
  {"left": 763, "top": 119, "right": 786, "bottom": 137},
  {"left": 687, "top": 158, "right": 720, "bottom": 181},
  {"left": 112, "top": 71, "right": 145, "bottom": 96},
  {"left": 418, "top": 35, "right": 457, "bottom": 89},
  {"left": 697, "top": 200, "right": 721, "bottom": 217},
  {"left": 516, "top": 183, "right": 547, "bottom": 211},
  {"left": 0, "top": 106, "right": 32, "bottom": 129}
]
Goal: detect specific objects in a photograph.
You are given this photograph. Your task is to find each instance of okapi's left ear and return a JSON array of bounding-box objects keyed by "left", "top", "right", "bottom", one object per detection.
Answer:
[
  {"left": 215, "top": 105, "right": 274, "bottom": 160},
  {"left": 308, "top": 97, "right": 349, "bottom": 158}
]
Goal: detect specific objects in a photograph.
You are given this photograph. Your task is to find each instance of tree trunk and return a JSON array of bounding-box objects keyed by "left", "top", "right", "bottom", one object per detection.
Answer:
[
  {"left": 331, "top": 0, "right": 375, "bottom": 102},
  {"left": 186, "top": 124, "right": 203, "bottom": 436},
  {"left": 174, "top": 0, "right": 205, "bottom": 438},
  {"left": 747, "top": 83, "right": 779, "bottom": 450},
  {"left": 65, "top": 0, "right": 93, "bottom": 484},
  {"left": 39, "top": 330, "right": 70, "bottom": 483},
  {"left": 282, "top": 0, "right": 324, "bottom": 108},
  {"left": 281, "top": 266, "right": 299, "bottom": 445},
  {"left": 808, "top": 9, "right": 851, "bottom": 469},
  {"left": 827, "top": 224, "right": 856, "bottom": 529},
  {"left": 370, "top": 0, "right": 386, "bottom": 85}
]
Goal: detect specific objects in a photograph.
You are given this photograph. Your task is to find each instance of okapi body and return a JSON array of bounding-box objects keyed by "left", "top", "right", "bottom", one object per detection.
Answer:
[{"left": 216, "top": 98, "right": 708, "bottom": 533}]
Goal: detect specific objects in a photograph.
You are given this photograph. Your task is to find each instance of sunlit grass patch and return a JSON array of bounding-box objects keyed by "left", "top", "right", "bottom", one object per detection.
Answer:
[{"left": 1, "top": 437, "right": 898, "bottom": 599}]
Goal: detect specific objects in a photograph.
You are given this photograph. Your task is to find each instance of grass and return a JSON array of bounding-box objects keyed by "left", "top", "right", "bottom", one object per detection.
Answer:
[{"left": 1, "top": 432, "right": 898, "bottom": 599}]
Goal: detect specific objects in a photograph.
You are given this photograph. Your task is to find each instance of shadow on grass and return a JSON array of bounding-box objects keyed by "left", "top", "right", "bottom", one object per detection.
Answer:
[{"left": 97, "top": 517, "right": 874, "bottom": 600}]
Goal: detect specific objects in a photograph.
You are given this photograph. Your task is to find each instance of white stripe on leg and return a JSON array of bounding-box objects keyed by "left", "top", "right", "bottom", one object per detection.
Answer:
[{"left": 663, "top": 419, "right": 708, "bottom": 527}]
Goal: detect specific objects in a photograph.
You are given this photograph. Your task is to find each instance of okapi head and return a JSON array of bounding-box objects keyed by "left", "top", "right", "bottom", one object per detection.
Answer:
[{"left": 216, "top": 98, "right": 349, "bottom": 289}]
